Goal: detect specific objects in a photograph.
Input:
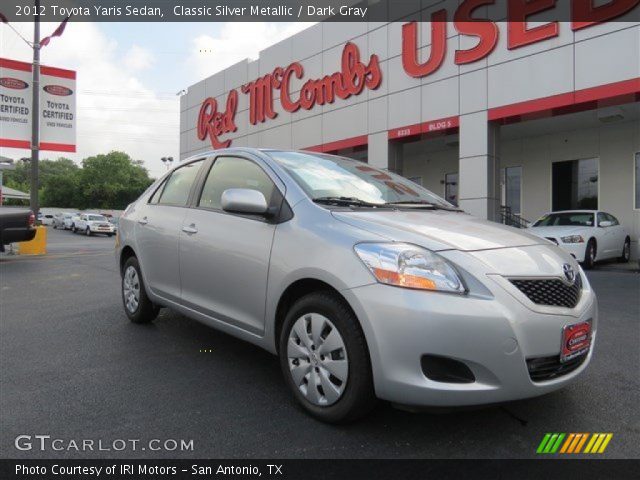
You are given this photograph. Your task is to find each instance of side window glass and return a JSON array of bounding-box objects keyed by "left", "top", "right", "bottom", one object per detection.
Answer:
[
  {"left": 198, "top": 157, "right": 276, "bottom": 211},
  {"left": 607, "top": 213, "right": 619, "bottom": 226},
  {"left": 148, "top": 179, "right": 167, "bottom": 204},
  {"left": 158, "top": 161, "right": 203, "bottom": 206},
  {"left": 597, "top": 212, "right": 607, "bottom": 226}
]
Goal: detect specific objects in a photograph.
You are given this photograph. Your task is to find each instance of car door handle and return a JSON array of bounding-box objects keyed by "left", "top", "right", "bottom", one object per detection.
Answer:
[
  {"left": 182, "top": 225, "right": 198, "bottom": 234},
  {"left": 138, "top": 217, "right": 148, "bottom": 225}
]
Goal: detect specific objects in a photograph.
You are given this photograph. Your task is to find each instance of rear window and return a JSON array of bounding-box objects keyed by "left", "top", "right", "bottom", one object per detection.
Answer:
[{"left": 157, "top": 161, "right": 203, "bottom": 206}]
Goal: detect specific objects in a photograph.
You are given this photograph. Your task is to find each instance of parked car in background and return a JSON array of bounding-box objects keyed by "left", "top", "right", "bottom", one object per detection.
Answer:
[
  {"left": 39, "top": 213, "right": 54, "bottom": 226},
  {"left": 0, "top": 208, "right": 36, "bottom": 251},
  {"left": 116, "top": 148, "right": 597, "bottom": 423},
  {"left": 52, "top": 213, "right": 65, "bottom": 229},
  {"left": 64, "top": 213, "right": 79, "bottom": 230},
  {"left": 109, "top": 216, "right": 119, "bottom": 232},
  {"left": 528, "top": 210, "right": 630, "bottom": 269},
  {"left": 74, "top": 213, "right": 115, "bottom": 236}
]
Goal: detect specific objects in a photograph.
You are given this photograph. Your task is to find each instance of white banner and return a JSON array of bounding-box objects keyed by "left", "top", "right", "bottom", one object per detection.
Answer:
[{"left": 0, "top": 58, "right": 76, "bottom": 152}]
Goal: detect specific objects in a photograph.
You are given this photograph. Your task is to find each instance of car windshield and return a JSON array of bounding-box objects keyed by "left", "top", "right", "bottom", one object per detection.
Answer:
[
  {"left": 533, "top": 212, "right": 594, "bottom": 227},
  {"left": 88, "top": 215, "right": 107, "bottom": 222},
  {"left": 267, "top": 151, "right": 452, "bottom": 208}
]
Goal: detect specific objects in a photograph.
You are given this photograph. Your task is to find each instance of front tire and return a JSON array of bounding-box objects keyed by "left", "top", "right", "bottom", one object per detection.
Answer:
[
  {"left": 121, "top": 256, "right": 159, "bottom": 324},
  {"left": 71, "top": 224, "right": 77, "bottom": 233},
  {"left": 583, "top": 239, "right": 596, "bottom": 270},
  {"left": 279, "top": 291, "right": 376, "bottom": 423},
  {"left": 618, "top": 237, "right": 631, "bottom": 263},
  {"left": 86, "top": 227, "right": 92, "bottom": 236}
]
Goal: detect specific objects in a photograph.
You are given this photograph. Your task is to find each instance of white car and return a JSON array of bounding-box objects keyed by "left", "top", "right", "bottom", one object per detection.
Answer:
[
  {"left": 64, "top": 213, "right": 80, "bottom": 230},
  {"left": 73, "top": 213, "right": 115, "bottom": 236},
  {"left": 528, "top": 210, "right": 630, "bottom": 269}
]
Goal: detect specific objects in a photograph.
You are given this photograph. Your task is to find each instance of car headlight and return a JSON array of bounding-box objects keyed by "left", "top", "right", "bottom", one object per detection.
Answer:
[
  {"left": 354, "top": 243, "right": 465, "bottom": 293},
  {"left": 561, "top": 235, "right": 584, "bottom": 244}
]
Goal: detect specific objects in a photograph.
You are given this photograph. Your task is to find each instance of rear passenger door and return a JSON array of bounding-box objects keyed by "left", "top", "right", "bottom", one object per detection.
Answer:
[
  {"left": 179, "top": 155, "right": 284, "bottom": 334},
  {"left": 135, "top": 160, "right": 204, "bottom": 303}
]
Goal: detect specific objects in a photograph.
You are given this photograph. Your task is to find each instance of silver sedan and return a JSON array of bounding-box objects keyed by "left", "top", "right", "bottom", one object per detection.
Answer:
[{"left": 116, "top": 149, "right": 597, "bottom": 423}]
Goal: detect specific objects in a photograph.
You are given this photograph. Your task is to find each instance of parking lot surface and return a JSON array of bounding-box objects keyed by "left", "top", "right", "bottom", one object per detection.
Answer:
[{"left": 1, "top": 228, "right": 639, "bottom": 459}]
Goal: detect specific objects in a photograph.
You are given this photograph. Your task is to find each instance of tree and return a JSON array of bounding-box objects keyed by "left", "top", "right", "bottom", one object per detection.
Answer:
[
  {"left": 78, "top": 151, "right": 154, "bottom": 209},
  {"left": 2, "top": 152, "right": 154, "bottom": 209}
]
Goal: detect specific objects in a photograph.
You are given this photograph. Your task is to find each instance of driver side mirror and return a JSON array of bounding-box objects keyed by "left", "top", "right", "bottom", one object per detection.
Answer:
[
  {"left": 221, "top": 188, "right": 268, "bottom": 215},
  {"left": 599, "top": 220, "right": 613, "bottom": 228}
]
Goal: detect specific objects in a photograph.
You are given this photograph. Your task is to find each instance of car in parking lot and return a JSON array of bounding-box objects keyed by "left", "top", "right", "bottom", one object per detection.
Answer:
[
  {"left": 38, "top": 213, "right": 55, "bottom": 226},
  {"left": 74, "top": 213, "right": 115, "bottom": 236},
  {"left": 527, "top": 210, "right": 631, "bottom": 269},
  {"left": 65, "top": 213, "right": 80, "bottom": 230},
  {"left": 116, "top": 148, "right": 597, "bottom": 423}
]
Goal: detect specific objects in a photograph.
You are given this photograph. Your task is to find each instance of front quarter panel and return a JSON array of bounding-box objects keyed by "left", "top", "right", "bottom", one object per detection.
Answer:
[{"left": 263, "top": 201, "right": 385, "bottom": 352}]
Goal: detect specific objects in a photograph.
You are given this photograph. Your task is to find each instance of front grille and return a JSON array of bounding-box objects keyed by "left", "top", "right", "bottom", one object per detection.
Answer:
[
  {"left": 510, "top": 276, "right": 582, "bottom": 308},
  {"left": 526, "top": 354, "right": 587, "bottom": 382},
  {"left": 545, "top": 237, "right": 558, "bottom": 245}
]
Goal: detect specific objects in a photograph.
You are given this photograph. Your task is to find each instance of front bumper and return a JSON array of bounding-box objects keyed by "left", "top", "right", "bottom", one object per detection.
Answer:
[
  {"left": 90, "top": 226, "right": 115, "bottom": 233},
  {"left": 557, "top": 242, "right": 588, "bottom": 262},
  {"left": 342, "top": 269, "right": 597, "bottom": 407}
]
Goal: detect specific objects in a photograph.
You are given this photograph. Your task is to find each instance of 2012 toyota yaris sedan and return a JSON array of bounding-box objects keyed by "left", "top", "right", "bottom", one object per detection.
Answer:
[{"left": 116, "top": 148, "right": 597, "bottom": 423}]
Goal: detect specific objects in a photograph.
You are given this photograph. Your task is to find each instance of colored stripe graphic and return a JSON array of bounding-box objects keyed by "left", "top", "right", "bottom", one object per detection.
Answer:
[{"left": 537, "top": 433, "right": 612, "bottom": 454}]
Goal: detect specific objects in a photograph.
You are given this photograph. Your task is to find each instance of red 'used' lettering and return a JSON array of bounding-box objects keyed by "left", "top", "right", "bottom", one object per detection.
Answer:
[{"left": 196, "top": 89, "right": 238, "bottom": 149}]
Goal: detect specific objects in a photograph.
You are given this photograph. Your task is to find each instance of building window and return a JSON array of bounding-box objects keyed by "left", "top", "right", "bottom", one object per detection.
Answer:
[
  {"left": 444, "top": 172, "right": 458, "bottom": 206},
  {"left": 552, "top": 158, "right": 598, "bottom": 211},
  {"left": 504, "top": 166, "right": 522, "bottom": 215},
  {"left": 635, "top": 152, "right": 640, "bottom": 209}
]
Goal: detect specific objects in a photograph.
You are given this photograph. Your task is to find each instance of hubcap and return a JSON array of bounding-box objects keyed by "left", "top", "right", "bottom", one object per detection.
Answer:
[
  {"left": 287, "top": 313, "right": 348, "bottom": 406},
  {"left": 123, "top": 266, "right": 140, "bottom": 313}
]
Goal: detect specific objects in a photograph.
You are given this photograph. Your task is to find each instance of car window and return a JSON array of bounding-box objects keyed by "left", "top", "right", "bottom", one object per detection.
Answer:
[
  {"left": 534, "top": 212, "right": 594, "bottom": 227},
  {"left": 198, "top": 156, "right": 276, "bottom": 210},
  {"left": 148, "top": 179, "right": 167, "bottom": 204},
  {"left": 597, "top": 212, "right": 607, "bottom": 226},
  {"left": 605, "top": 213, "right": 619, "bottom": 226},
  {"left": 157, "top": 161, "right": 203, "bottom": 206}
]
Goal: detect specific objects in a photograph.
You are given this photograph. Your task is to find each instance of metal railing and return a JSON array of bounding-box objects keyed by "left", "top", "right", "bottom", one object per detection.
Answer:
[{"left": 500, "top": 206, "right": 530, "bottom": 229}]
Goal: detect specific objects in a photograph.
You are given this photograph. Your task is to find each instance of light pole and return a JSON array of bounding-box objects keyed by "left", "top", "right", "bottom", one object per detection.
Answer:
[
  {"left": 30, "top": 0, "right": 41, "bottom": 218},
  {"left": 161, "top": 156, "right": 174, "bottom": 171}
]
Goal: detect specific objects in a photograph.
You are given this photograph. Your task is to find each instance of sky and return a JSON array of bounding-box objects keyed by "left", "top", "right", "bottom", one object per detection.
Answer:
[{"left": 0, "top": 21, "right": 311, "bottom": 178}]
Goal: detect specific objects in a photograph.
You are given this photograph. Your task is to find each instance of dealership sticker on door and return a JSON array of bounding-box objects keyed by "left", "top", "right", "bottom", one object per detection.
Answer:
[{"left": 560, "top": 321, "right": 592, "bottom": 363}]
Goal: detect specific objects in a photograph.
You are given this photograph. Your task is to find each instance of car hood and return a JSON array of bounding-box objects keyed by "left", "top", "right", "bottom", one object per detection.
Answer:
[
  {"left": 332, "top": 209, "right": 546, "bottom": 251},
  {"left": 527, "top": 226, "right": 586, "bottom": 238}
]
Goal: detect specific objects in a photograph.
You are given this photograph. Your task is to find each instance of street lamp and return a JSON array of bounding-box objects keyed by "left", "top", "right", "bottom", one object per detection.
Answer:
[{"left": 161, "top": 156, "right": 174, "bottom": 171}]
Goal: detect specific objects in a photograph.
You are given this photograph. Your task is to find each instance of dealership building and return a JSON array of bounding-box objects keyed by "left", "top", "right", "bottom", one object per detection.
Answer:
[{"left": 180, "top": 13, "right": 640, "bottom": 254}]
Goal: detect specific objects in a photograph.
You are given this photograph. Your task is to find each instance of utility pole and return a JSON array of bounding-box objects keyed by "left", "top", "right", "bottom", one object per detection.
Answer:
[{"left": 30, "top": 0, "right": 41, "bottom": 218}]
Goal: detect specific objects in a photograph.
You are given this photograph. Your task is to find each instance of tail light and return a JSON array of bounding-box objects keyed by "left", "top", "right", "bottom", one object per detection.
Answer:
[{"left": 28, "top": 211, "right": 35, "bottom": 227}]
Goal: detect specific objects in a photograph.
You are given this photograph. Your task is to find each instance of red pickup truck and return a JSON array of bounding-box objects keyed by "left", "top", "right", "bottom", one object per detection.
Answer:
[{"left": 0, "top": 208, "right": 36, "bottom": 252}]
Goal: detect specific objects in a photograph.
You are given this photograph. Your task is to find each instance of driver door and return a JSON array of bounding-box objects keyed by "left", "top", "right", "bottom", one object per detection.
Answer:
[{"left": 178, "top": 154, "right": 284, "bottom": 334}]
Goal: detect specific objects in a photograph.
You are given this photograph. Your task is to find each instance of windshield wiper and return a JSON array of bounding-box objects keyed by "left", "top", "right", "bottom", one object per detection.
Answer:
[
  {"left": 384, "top": 200, "right": 461, "bottom": 211},
  {"left": 313, "top": 196, "right": 387, "bottom": 208}
]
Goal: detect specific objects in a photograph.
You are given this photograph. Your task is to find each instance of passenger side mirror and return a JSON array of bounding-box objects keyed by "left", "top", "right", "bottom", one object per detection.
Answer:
[
  {"left": 221, "top": 188, "right": 268, "bottom": 215},
  {"left": 599, "top": 220, "right": 613, "bottom": 228}
]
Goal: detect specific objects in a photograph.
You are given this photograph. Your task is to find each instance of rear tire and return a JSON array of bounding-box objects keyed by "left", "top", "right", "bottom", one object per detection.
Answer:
[
  {"left": 279, "top": 291, "right": 376, "bottom": 423},
  {"left": 86, "top": 227, "right": 92, "bottom": 236},
  {"left": 618, "top": 237, "right": 631, "bottom": 263},
  {"left": 583, "top": 239, "right": 596, "bottom": 270},
  {"left": 71, "top": 224, "right": 77, "bottom": 233},
  {"left": 121, "top": 256, "right": 159, "bottom": 324}
]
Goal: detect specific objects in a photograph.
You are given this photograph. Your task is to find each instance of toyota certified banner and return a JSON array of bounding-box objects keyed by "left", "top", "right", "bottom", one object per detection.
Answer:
[{"left": 0, "top": 57, "right": 76, "bottom": 152}]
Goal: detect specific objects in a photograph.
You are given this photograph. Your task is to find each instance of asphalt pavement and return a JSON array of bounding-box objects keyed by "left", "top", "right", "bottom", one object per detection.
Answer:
[{"left": 1, "top": 227, "right": 639, "bottom": 459}]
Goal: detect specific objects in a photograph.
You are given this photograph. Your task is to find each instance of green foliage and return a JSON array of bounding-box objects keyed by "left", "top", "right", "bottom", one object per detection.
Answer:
[{"left": 2, "top": 151, "right": 154, "bottom": 209}]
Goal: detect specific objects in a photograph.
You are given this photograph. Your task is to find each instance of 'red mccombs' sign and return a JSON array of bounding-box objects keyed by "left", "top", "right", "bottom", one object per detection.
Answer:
[{"left": 197, "top": 0, "right": 638, "bottom": 148}]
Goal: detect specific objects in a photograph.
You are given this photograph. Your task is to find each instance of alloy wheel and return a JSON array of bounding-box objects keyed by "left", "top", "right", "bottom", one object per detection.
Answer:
[
  {"left": 123, "top": 266, "right": 141, "bottom": 313},
  {"left": 287, "top": 313, "right": 348, "bottom": 406}
]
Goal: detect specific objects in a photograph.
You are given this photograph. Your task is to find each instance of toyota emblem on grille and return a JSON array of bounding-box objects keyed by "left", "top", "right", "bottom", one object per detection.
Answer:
[{"left": 563, "top": 264, "right": 576, "bottom": 284}]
